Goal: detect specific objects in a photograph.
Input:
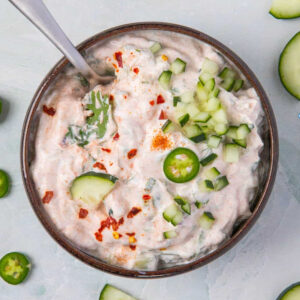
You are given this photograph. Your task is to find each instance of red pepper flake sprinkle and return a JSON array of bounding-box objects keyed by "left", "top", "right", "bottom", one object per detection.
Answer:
[
  {"left": 114, "top": 51, "right": 123, "bottom": 68},
  {"left": 118, "top": 217, "right": 124, "bottom": 225},
  {"left": 129, "top": 245, "right": 136, "bottom": 251},
  {"left": 101, "top": 148, "right": 111, "bottom": 153},
  {"left": 42, "top": 191, "right": 54, "bottom": 204},
  {"left": 126, "top": 232, "right": 135, "bottom": 237},
  {"left": 151, "top": 132, "right": 173, "bottom": 151},
  {"left": 149, "top": 100, "right": 155, "bottom": 106},
  {"left": 143, "top": 194, "right": 151, "bottom": 201},
  {"left": 79, "top": 208, "right": 89, "bottom": 219},
  {"left": 42, "top": 105, "right": 56, "bottom": 116},
  {"left": 127, "top": 207, "right": 142, "bottom": 218},
  {"left": 127, "top": 149, "right": 137, "bottom": 159},
  {"left": 109, "top": 94, "right": 114, "bottom": 101},
  {"left": 94, "top": 216, "right": 124, "bottom": 242},
  {"left": 113, "top": 132, "right": 120, "bottom": 141},
  {"left": 133, "top": 67, "right": 139, "bottom": 74},
  {"left": 156, "top": 94, "right": 165, "bottom": 104},
  {"left": 159, "top": 110, "right": 167, "bottom": 120},
  {"left": 93, "top": 162, "right": 107, "bottom": 172}
]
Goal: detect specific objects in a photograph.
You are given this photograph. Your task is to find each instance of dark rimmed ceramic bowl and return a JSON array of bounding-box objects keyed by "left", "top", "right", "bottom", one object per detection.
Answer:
[{"left": 21, "top": 22, "right": 279, "bottom": 278}]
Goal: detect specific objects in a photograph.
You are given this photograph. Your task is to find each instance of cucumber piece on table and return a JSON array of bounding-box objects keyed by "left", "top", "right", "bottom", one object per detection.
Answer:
[
  {"left": 170, "top": 58, "right": 187, "bottom": 74},
  {"left": 270, "top": 0, "right": 300, "bottom": 19},
  {"left": 162, "top": 120, "right": 176, "bottom": 134},
  {"left": 199, "top": 212, "right": 215, "bottom": 229},
  {"left": 150, "top": 42, "right": 162, "bottom": 54},
  {"left": 178, "top": 113, "right": 190, "bottom": 127},
  {"left": 163, "top": 230, "right": 177, "bottom": 239},
  {"left": 70, "top": 172, "right": 118, "bottom": 207},
  {"left": 279, "top": 32, "right": 300, "bottom": 100},
  {"left": 200, "top": 153, "right": 218, "bottom": 166},
  {"left": 204, "top": 167, "right": 220, "bottom": 180},
  {"left": 207, "top": 135, "right": 221, "bottom": 148},
  {"left": 277, "top": 282, "right": 300, "bottom": 300},
  {"left": 224, "top": 143, "right": 240, "bottom": 163},
  {"left": 202, "top": 58, "right": 219, "bottom": 75},
  {"left": 215, "top": 176, "right": 229, "bottom": 191},
  {"left": 159, "top": 70, "right": 172, "bottom": 90},
  {"left": 99, "top": 284, "right": 137, "bottom": 300}
]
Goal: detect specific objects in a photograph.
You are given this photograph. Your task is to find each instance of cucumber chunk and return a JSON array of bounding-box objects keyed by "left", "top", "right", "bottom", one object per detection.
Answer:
[
  {"left": 199, "top": 179, "right": 214, "bottom": 192},
  {"left": 233, "top": 79, "right": 244, "bottom": 92},
  {"left": 199, "top": 212, "right": 215, "bottom": 229},
  {"left": 173, "top": 96, "right": 181, "bottom": 107},
  {"left": 163, "top": 204, "right": 183, "bottom": 226},
  {"left": 174, "top": 196, "right": 187, "bottom": 206},
  {"left": 202, "top": 58, "right": 219, "bottom": 75},
  {"left": 207, "top": 135, "right": 221, "bottom": 148},
  {"left": 181, "top": 202, "right": 191, "bottom": 215},
  {"left": 214, "top": 123, "right": 228, "bottom": 136},
  {"left": 224, "top": 143, "right": 240, "bottom": 163},
  {"left": 204, "top": 78, "right": 215, "bottom": 91},
  {"left": 196, "top": 82, "right": 209, "bottom": 102},
  {"left": 199, "top": 72, "right": 213, "bottom": 84},
  {"left": 171, "top": 212, "right": 183, "bottom": 226},
  {"left": 270, "top": 0, "right": 300, "bottom": 19},
  {"left": 219, "top": 67, "right": 236, "bottom": 79},
  {"left": 192, "top": 112, "right": 211, "bottom": 123},
  {"left": 277, "top": 282, "right": 300, "bottom": 300},
  {"left": 205, "top": 97, "right": 221, "bottom": 112},
  {"left": 195, "top": 201, "right": 202, "bottom": 209},
  {"left": 163, "top": 230, "right": 177, "bottom": 239},
  {"left": 184, "top": 124, "right": 206, "bottom": 143},
  {"left": 215, "top": 176, "right": 229, "bottom": 191},
  {"left": 221, "top": 77, "right": 235, "bottom": 91},
  {"left": 226, "top": 126, "right": 238, "bottom": 139},
  {"left": 150, "top": 42, "right": 162, "bottom": 54},
  {"left": 170, "top": 58, "right": 187, "bottom": 74},
  {"left": 236, "top": 124, "right": 251, "bottom": 139},
  {"left": 99, "top": 284, "right": 137, "bottom": 300},
  {"left": 203, "top": 167, "right": 220, "bottom": 180},
  {"left": 159, "top": 70, "right": 172, "bottom": 90},
  {"left": 212, "top": 108, "right": 228, "bottom": 124},
  {"left": 181, "top": 91, "right": 195, "bottom": 103},
  {"left": 178, "top": 113, "right": 190, "bottom": 127},
  {"left": 279, "top": 32, "right": 300, "bottom": 100},
  {"left": 70, "top": 172, "right": 118, "bottom": 207},
  {"left": 233, "top": 138, "right": 247, "bottom": 148},
  {"left": 162, "top": 120, "right": 176, "bottom": 134},
  {"left": 200, "top": 153, "right": 218, "bottom": 166}
]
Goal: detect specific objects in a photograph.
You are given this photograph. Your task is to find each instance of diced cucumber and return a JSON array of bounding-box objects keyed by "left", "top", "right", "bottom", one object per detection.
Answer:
[
  {"left": 212, "top": 108, "right": 228, "bottom": 124},
  {"left": 163, "top": 204, "right": 183, "bottom": 226},
  {"left": 174, "top": 196, "right": 187, "bottom": 206},
  {"left": 205, "top": 97, "right": 221, "bottom": 112},
  {"left": 224, "top": 143, "right": 240, "bottom": 163},
  {"left": 192, "top": 112, "right": 211, "bottom": 123},
  {"left": 219, "top": 67, "right": 236, "bottom": 80},
  {"left": 198, "top": 125, "right": 211, "bottom": 134},
  {"left": 221, "top": 77, "right": 235, "bottom": 91},
  {"left": 204, "top": 78, "right": 215, "bottom": 91},
  {"left": 202, "top": 58, "right": 219, "bottom": 75},
  {"left": 270, "top": 0, "right": 300, "bottom": 19},
  {"left": 195, "top": 201, "right": 202, "bottom": 209},
  {"left": 171, "top": 211, "right": 183, "bottom": 226},
  {"left": 200, "top": 153, "right": 218, "bottom": 166},
  {"left": 214, "top": 123, "right": 228, "bottom": 136},
  {"left": 162, "top": 120, "right": 176, "bottom": 134},
  {"left": 178, "top": 113, "right": 190, "bottom": 127},
  {"left": 181, "top": 202, "right": 191, "bottom": 215},
  {"left": 236, "top": 124, "right": 251, "bottom": 139},
  {"left": 233, "top": 79, "right": 244, "bottom": 92},
  {"left": 181, "top": 91, "right": 195, "bottom": 103},
  {"left": 173, "top": 96, "right": 181, "bottom": 107},
  {"left": 215, "top": 175, "right": 229, "bottom": 191},
  {"left": 150, "top": 42, "right": 162, "bottom": 54},
  {"left": 184, "top": 124, "right": 206, "bottom": 143},
  {"left": 233, "top": 138, "right": 247, "bottom": 148},
  {"left": 170, "top": 58, "right": 187, "bottom": 74},
  {"left": 70, "top": 172, "right": 118, "bottom": 207},
  {"left": 199, "top": 179, "right": 214, "bottom": 192},
  {"left": 203, "top": 167, "right": 220, "bottom": 180},
  {"left": 185, "top": 103, "right": 202, "bottom": 118},
  {"left": 199, "top": 212, "right": 215, "bottom": 230},
  {"left": 207, "top": 135, "right": 221, "bottom": 148},
  {"left": 99, "top": 284, "right": 137, "bottom": 300},
  {"left": 163, "top": 230, "right": 177, "bottom": 239},
  {"left": 159, "top": 70, "right": 172, "bottom": 90},
  {"left": 190, "top": 133, "right": 206, "bottom": 143},
  {"left": 199, "top": 72, "right": 213, "bottom": 84},
  {"left": 226, "top": 126, "right": 238, "bottom": 139},
  {"left": 209, "top": 87, "right": 220, "bottom": 98},
  {"left": 277, "top": 282, "right": 300, "bottom": 300},
  {"left": 196, "top": 82, "right": 209, "bottom": 102}
]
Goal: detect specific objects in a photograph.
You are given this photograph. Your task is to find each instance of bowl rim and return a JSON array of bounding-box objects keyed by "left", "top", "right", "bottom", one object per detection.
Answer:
[{"left": 21, "top": 22, "right": 279, "bottom": 278}]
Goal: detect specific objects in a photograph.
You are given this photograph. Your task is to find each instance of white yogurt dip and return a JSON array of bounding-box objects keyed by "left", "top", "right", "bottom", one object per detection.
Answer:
[{"left": 31, "top": 31, "right": 263, "bottom": 270}]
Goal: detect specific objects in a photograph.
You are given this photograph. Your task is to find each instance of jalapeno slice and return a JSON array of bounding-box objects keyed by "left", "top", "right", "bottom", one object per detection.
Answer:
[
  {"left": 163, "top": 147, "right": 200, "bottom": 183},
  {"left": 0, "top": 252, "right": 31, "bottom": 285},
  {"left": 0, "top": 170, "right": 9, "bottom": 198}
]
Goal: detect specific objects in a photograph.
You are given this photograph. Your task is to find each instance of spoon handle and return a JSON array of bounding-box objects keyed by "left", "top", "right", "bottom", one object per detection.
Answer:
[{"left": 9, "top": 0, "right": 95, "bottom": 77}]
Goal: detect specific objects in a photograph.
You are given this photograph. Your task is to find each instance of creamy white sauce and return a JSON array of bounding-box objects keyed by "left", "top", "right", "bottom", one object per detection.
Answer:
[{"left": 31, "top": 31, "right": 263, "bottom": 270}]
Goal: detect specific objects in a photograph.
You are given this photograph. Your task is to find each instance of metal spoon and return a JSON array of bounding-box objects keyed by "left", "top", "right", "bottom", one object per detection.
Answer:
[{"left": 9, "top": 0, "right": 114, "bottom": 85}]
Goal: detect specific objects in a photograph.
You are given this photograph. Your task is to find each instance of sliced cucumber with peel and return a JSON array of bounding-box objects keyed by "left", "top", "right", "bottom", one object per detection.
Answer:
[
  {"left": 215, "top": 176, "right": 229, "bottom": 191},
  {"left": 170, "top": 58, "right": 187, "bottom": 74},
  {"left": 202, "top": 58, "right": 219, "bottom": 75},
  {"left": 184, "top": 124, "right": 206, "bottom": 143},
  {"left": 200, "top": 153, "right": 218, "bottom": 166},
  {"left": 178, "top": 113, "right": 190, "bottom": 127},
  {"left": 277, "top": 282, "right": 300, "bottom": 300},
  {"left": 224, "top": 143, "right": 240, "bottom": 163},
  {"left": 173, "top": 96, "right": 181, "bottom": 107},
  {"left": 163, "top": 230, "right": 177, "bottom": 239},
  {"left": 159, "top": 70, "right": 172, "bottom": 90},
  {"left": 204, "top": 167, "right": 220, "bottom": 180},
  {"left": 70, "top": 172, "right": 117, "bottom": 207},
  {"left": 199, "top": 180, "right": 214, "bottom": 192},
  {"left": 207, "top": 135, "right": 221, "bottom": 148},
  {"left": 192, "top": 112, "right": 211, "bottom": 123},
  {"left": 163, "top": 204, "right": 183, "bottom": 226},
  {"left": 199, "top": 212, "right": 215, "bottom": 229},
  {"left": 150, "top": 42, "right": 162, "bottom": 54},
  {"left": 270, "top": 0, "right": 300, "bottom": 19},
  {"left": 162, "top": 120, "right": 176, "bottom": 134},
  {"left": 99, "top": 284, "right": 137, "bottom": 300}
]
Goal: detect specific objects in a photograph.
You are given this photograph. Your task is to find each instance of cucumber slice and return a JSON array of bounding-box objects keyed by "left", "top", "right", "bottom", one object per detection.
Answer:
[
  {"left": 163, "top": 230, "right": 177, "bottom": 239},
  {"left": 195, "top": 201, "right": 202, "bottom": 209},
  {"left": 205, "top": 97, "right": 221, "bottom": 112},
  {"left": 277, "top": 282, "right": 300, "bottom": 300},
  {"left": 192, "top": 112, "right": 211, "bottom": 123},
  {"left": 162, "top": 120, "right": 176, "bottom": 134},
  {"left": 199, "top": 212, "right": 215, "bottom": 229},
  {"left": 70, "top": 172, "right": 117, "bottom": 207},
  {"left": 236, "top": 124, "right": 251, "bottom": 139},
  {"left": 204, "top": 78, "right": 215, "bottom": 91},
  {"left": 171, "top": 212, "right": 183, "bottom": 226},
  {"left": 202, "top": 58, "right": 219, "bottom": 75},
  {"left": 215, "top": 176, "right": 229, "bottom": 191},
  {"left": 178, "top": 113, "right": 190, "bottom": 127},
  {"left": 150, "top": 42, "right": 162, "bottom": 54},
  {"left": 184, "top": 124, "right": 206, "bottom": 143},
  {"left": 174, "top": 196, "right": 187, "bottom": 205},
  {"left": 200, "top": 153, "right": 218, "bottom": 166},
  {"left": 181, "top": 202, "right": 191, "bottom": 215},
  {"left": 224, "top": 143, "right": 240, "bottom": 163},
  {"left": 181, "top": 91, "right": 195, "bottom": 103},
  {"left": 163, "top": 204, "right": 183, "bottom": 226},
  {"left": 170, "top": 58, "right": 187, "bottom": 74},
  {"left": 279, "top": 32, "right": 300, "bottom": 100},
  {"left": 196, "top": 82, "right": 209, "bottom": 102},
  {"left": 233, "top": 138, "right": 247, "bottom": 148},
  {"left": 173, "top": 96, "right": 181, "bottom": 107},
  {"left": 221, "top": 77, "right": 235, "bottom": 91},
  {"left": 185, "top": 103, "right": 201, "bottom": 118},
  {"left": 203, "top": 167, "right": 220, "bottom": 180},
  {"left": 159, "top": 70, "right": 172, "bottom": 90},
  {"left": 207, "top": 135, "right": 221, "bottom": 148},
  {"left": 209, "top": 87, "right": 220, "bottom": 98},
  {"left": 99, "top": 284, "right": 137, "bottom": 300},
  {"left": 214, "top": 123, "right": 228, "bottom": 136},
  {"left": 270, "top": 0, "right": 300, "bottom": 19},
  {"left": 233, "top": 79, "right": 244, "bottom": 92},
  {"left": 219, "top": 67, "right": 236, "bottom": 79},
  {"left": 212, "top": 108, "right": 228, "bottom": 124},
  {"left": 199, "top": 179, "right": 214, "bottom": 192},
  {"left": 226, "top": 126, "right": 238, "bottom": 139},
  {"left": 199, "top": 72, "right": 213, "bottom": 84}
]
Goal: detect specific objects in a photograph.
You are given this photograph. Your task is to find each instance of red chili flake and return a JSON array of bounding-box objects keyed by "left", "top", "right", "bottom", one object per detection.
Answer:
[
  {"left": 149, "top": 100, "right": 155, "bottom": 106},
  {"left": 93, "top": 162, "right": 107, "bottom": 172},
  {"left": 113, "top": 132, "right": 120, "bottom": 141},
  {"left": 127, "top": 207, "right": 142, "bottom": 218},
  {"left": 159, "top": 110, "right": 167, "bottom": 120},
  {"left": 133, "top": 67, "right": 139, "bottom": 74},
  {"left": 127, "top": 149, "right": 137, "bottom": 159},
  {"left": 42, "top": 105, "right": 56, "bottom": 116},
  {"left": 95, "top": 216, "right": 124, "bottom": 242},
  {"left": 129, "top": 245, "right": 136, "bottom": 251},
  {"left": 112, "top": 63, "right": 118, "bottom": 69},
  {"left": 156, "top": 94, "right": 165, "bottom": 104},
  {"left": 109, "top": 94, "right": 114, "bottom": 101},
  {"left": 42, "top": 191, "right": 54, "bottom": 204},
  {"left": 79, "top": 208, "right": 89, "bottom": 219},
  {"left": 118, "top": 217, "right": 124, "bottom": 225},
  {"left": 114, "top": 51, "right": 123, "bottom": 68},
  {"left": 143, "top": 194, "right": 151, "bottom": 201},
  {"left": 119, "top": 234, "right": 123, "bottom": 238},
  {"left": 126, "top": 232, "right": 135, "bottom": 237},
  {"left": 95, "top": 232, "right": 103, "bottom": 242},
  {"left": 101, "top": 148, "right": 111, "bottom": 153}
]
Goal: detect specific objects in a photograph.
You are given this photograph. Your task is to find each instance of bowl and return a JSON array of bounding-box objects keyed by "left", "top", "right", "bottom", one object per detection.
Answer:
[{"left": 21, "top": 22, "right": 279, "bottom": 278}]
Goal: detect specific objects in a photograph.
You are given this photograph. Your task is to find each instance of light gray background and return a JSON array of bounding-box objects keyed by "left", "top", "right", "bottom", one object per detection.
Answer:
[{"left": 0, "top": 0, "right": 299, "bottom": 299}]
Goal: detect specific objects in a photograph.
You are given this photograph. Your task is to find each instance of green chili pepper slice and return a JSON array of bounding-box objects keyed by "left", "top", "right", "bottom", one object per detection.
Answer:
[
  {"left": 0, "top": 170, "right": 9, "bottom": 198},
  {"left": 0, "top": 252, "right": 31, "bottom": 285},
  {"left": 163, "top": 147, "right": 200, "bottom": 183}
]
